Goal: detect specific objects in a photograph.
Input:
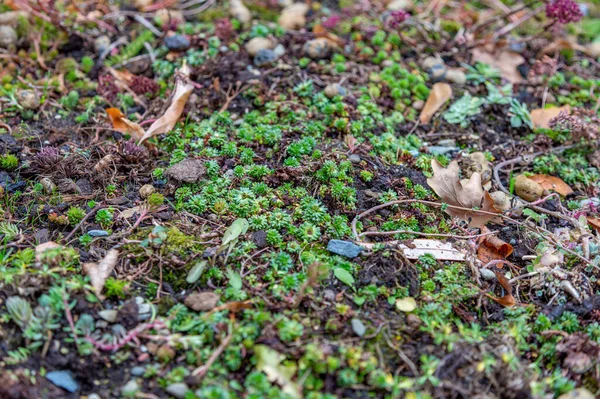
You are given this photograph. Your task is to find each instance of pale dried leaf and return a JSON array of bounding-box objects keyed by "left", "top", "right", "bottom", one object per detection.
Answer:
[
  {"left": 427, "top": 160, "right": 500, "bottom": 228},
  {"left": 471, "top": 48, "right": 524, "bottom": 83},
  {"left": 119, "top": 206, "right": 142, "bottom": 219},
  {"left": 35, "top": 241, "right": 62, "bottom": 262},
  {"left": 106, "top": 108, "right": 145, "bottom": 142},
  {"left": 419, "top": 82, "right": 452, "bottom": 124},
  {"left": 530, "top": 105, "right": 571, "bottom": 129},
  {"left": 139, "top": 65, "right": 193, "bottom": 143},
  {"left": 83, "top": 249, "right": 119, "bottom": 298},
  {"left": 399, "top": 239, "right": 466, "bottom": 260}
]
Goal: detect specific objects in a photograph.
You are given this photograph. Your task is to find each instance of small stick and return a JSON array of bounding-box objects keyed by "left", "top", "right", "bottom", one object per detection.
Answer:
[
  {"left": 63, "top": 294, "right": 80, "bottom": 351},
  {"left": 64, "top": 205, "right": 104, "bottom": 243},
  {"left": 192, "top": 325, "right": 233, "bottom": 378}
]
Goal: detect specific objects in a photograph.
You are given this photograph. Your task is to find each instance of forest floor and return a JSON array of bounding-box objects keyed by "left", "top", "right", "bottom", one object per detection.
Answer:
[{"left": 1, "top": 0, "right": 600, "bottom": 398}]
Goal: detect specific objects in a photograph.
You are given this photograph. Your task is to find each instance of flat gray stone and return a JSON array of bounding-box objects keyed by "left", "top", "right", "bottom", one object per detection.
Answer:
[
  {"left": 327, "top": 239, "right": 363, "bottom": 258},
  {"left": 165, "top": 158, "right": 206, "bottom": 183},
  {"left": 46, "top": 370, "right": 79, "bottom": 393}
]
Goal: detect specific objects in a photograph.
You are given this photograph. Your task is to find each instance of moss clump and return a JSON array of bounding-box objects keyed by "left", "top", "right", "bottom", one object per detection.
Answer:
[{"left": 165, "top": 226, "right": 196, "bottom": 254}]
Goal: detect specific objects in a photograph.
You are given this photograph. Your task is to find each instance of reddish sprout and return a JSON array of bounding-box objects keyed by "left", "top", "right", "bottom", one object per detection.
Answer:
[
  {"left": 129, "top": 75, "right": 159, "bottom": 96},
  {"left": 97, "top": 73, "right": 119, "bottom": 103},
  {"left": 387, "top": 10, "right": 410, "bottom": 29},
  {"left": 322, "top": 15, "right": 341, "bottom": 29}
]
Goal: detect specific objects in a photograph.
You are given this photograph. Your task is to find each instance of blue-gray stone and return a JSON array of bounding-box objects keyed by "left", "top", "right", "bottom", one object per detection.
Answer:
[
  {"left": 254, "top": 49, "right": 278, "bottom": 66},
  {"left": 165, "top": 35, "right": 190, "bottom": 51},
  {"left": 327, "top": 240, "right": 363, "bottom": 258},
  {"left": 88, "top": 229, "right": 109, "bottom": 237},
  {"left": 351, "top": 318, "right": 366, "bottom": 337},
  {"left": 46, "top": 370, "right": 80, "bottom": 393},
  {"left": 130, "top": 366, "right": 145, "bottom": 376},
  {"left": 166, "top": 383, "right": 190, "bottom": 399}
]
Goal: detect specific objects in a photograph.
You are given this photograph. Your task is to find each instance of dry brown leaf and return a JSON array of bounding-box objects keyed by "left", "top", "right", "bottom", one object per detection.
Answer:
[
  {"left": 587, "top": 217, "right": 600, "bottom": 233},
  {"left": 529, "top": 174, "right": 573, "bottom": 196},
  {"left": 477, "top": 226, "right": 513, "bottom": 265},
  {"left": 106, "top": 108, "right": 145, "bottom": 142},
  {"left": 139, "top": 64, "right": 194, "bottom": 143},
  {"left": 427, "top": 160, "right": 500, "bottom": 228},
  {"left": 530, "top": 105, "right": 571, "bottom": 129},
  {"left": 419, "top": 82, "right": 452, "bottom": 124},
  {"left": 312, "top": 24, "right": 345, "bottom": 47},
  {"left": 83, "top": 249, "right": 119, "bottom": 298},
  {"left": 471, "top": 48, "right": 524, "bottom": 83},
  {"left": 485, "top": 270, "right": 516, "bottom": 307}
]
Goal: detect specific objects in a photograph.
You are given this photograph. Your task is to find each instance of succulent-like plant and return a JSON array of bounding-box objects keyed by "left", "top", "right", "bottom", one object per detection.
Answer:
[
  {"left": 6, "top": 296, "right": 33, "bottom": 331},
  {"left": 443, "top": 94, "right": 484, "bottom": 128}
]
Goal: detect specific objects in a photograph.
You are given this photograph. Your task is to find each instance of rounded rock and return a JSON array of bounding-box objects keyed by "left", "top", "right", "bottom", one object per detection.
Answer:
[
  {"left": 254, "top": 49, "right": 278, "bottom": 66},
  {"left": 94, "top": 35, "right": 111, "bottom": 55},
  {"left": 17, "top": 89, "right": 39, "bottom": 110},
  {"left": 230, "top": 0, "right": 252, "bottom": 24},
  {"left": 164, "top": 34, "right": 190, "bottom": 51},
  {"left": 0, "top": 26, "right": 17, "bottom": 48},
  {"left": 515, "top": 175, "right": 544, "bottom": 202},
  {"left": 304, "top": 38, "right": 333, "bottom": 59},
  {"left": 412, "top": 100, "right": 424, "bottom": 111},
  {"left": 324, "top": 83, "right": 346, "bottom": 99},
  {"left": 166, "top": 383, "right": 190, "bottom": 399},
  {"left": 489, "top": 191, "right": 511, "bottom": 212},
  {"left": 245, "top": 37, "right": 274, "bottom": 57},
  {"left": 445, "top": 68, "right": 466, "bottom": 85},
  {"left": 40, "top": 177, "right": 56, "bottom": 193},
  {"left": 139, "top": 184, "right": 155, "bottom": 198}
]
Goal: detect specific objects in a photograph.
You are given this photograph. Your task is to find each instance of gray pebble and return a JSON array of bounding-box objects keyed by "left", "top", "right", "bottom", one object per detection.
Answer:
[
  {"left": 166, "top": 383, "right": 190, "bottom": 399},
  {"left": 98, "top": 309, "right": 118, "bottom": 323},
  {"left": 0, "top": 26, "right": 17, "bottom": 48},
  {"left": 121, "top": 380, "right": 139, "bottom": 395},
  {"left": 88, "top": 230, "right": 109, "bottom": 237},
  {"left": 348, "top": 154, "right": 361, "bottom": 164},
  {"left": 427, "top": 146, "right": 459, "bottom": 155},
  {"left": 351, "top": 318, "right": 366, "bottom": 337},
  {"left": 130, "top": 366, "right": 145, "bottom": 377},
  {"left": 165, "top": 34, "right": 190, "bottom": 51},
  {"left": 94, "top": 35, "right": 111, "bottom": 55},
  {"left": 254, "top": 49, "right": 278, "bottom": 66},
  {"left": 480, "top": 269, "right": 497, "bottom": 281}
]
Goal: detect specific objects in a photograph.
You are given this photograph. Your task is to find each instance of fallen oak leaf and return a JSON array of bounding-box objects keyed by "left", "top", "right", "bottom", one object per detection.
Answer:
[
  {"left": 530, "top": 105, "right": 571, "bottom": 129},
  {"left": 477, "top": 226, "right": 513, "bottom": 265},
  {"left": 139, "top": 63, "right": 194, "bottom": 143},
  {"left": 529, "top": 174, "right": 573, "bottom": 196},
  {"left": 106, "top": 108, "right": 145, "bottom": 142},
  {"left": 419, "top": 82, "right": 452, "bottom": 124},
  {"left": 83, "top": 249, "right": 119, "bottom": 298},
  {"left": 427, "top": 159, "right": 501, "bottom": 228}
]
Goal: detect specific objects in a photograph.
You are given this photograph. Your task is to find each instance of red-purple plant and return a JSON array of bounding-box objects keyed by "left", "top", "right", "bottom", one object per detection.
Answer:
[
  {"left": 323, "top": 15, "right": 341, "bottom": 29},
  {"left": 129, "top": 75, "right": 159, "bottom": 97},
  {"left": 545, "top": 0, "right": 583, "bottom": 24},
  {"left": 387, "top": 10, "right": 410, "bottom": 29},
  {"left": 97, "top": 73, "right": 119, "bottom": 103},
  {"left": 215, "top": 18, "right": 234, "bottom": 41}
]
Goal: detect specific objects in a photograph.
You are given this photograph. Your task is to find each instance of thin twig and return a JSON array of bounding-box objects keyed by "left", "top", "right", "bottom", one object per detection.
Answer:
[{"left": 192, "top": 325, "right": 233, "bottom": 378}]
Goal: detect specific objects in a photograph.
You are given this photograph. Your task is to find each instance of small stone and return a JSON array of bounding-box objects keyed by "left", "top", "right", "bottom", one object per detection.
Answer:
[
  {"left": 130, "top": 366, "right": 145, "bottom": 376},
  {"left": 445, "top": 68, "right": 466, "bottom": 85},
  {"left": 75, "top": 178, "right": 93, "bottom": 195},
  {"left": 412, "top": 100, "right": 424, "bottom": 111},
  {"left": 327, "top": 239, "right": 363, "bottom": 258},
  {"left": 166, "top": 383, "right": 190, "bottom": 399},
  {"left": 139, "top": 184, "right": 155, "bottom": 198},
  {"left": 88, "top": 230, "right": 109, "bottom": 237},
  {"left": 254, "top": 49, "right": 278, "bottom": 66},
  {"left": 165, "top": 158, "right": 206, "bottom": 183},
  {"left": 98, "top": 309, "right": 118, "bottom": 323},
  {"left": 135, "top": 296, "right": 145, "bottom": 305},
  {"left": 0, "top": 11, "right": 29, "bottom": 26},
  {"left": 165, "top": 34, "right": 190, "bottom": 51},
  {"left": 557, "top": 388, "right": 595, "bottom": 399},
  {"left": 230, "top": 0, "right": 252, "bottom": 24},
  {"left": 422, "top": 56, "right": 447, "bottom": 81},
  {"left": 351, "top": 318, "right": 366, "bottom": 337},
  {"left": 515, "top": 175, "right": 544, "bottom": 202},
  {"left": 279, "top": 3, "right": 309, "bottom": 30},
  {"left": 39, "top": 177, "right": 56, "bottom": 193},
  {"left": 121, "top": 380, "right": 139, "bottom": 396},
  {"left": 588, "top": 42, "right": 600, "bottom": 58},
  {"left": 480, "top": 268, "right": 497, "bottom": 281},
  {"left": 88, "top": 394, "right": 101, "bottom": 399},
  {"left": 304, "top": 38, "right": 333, "bottom": 59},
  {"left": 348, "top": 154, "right": 361, "bottom": 164},
  {"left": 387, "top": 0, "right": 412, "bottom": 10},
  {"left": 46, "top": 370, "right": 80, "bottom": 393},
  {"left": 0, "top": 26, "right": 17, "bottom": 48},
  {"left": 94, "top": 35, "right": 111, "bottom": 55},
  {"left": 489, "top": 191, "right": 511, "bottom": 212},
  {"left": 324, "top": 83, "right": 346, "bottom": 99},
  {"left": 273, "top": 44, "right": 285, "bottom": 57},
  {"left": 323, "top": 289, "right": 335, "bottom": 301},
  {"left": 17, "top": 90, "right": 40, "bottom": 110},
  {"left": 463, "top": 151, "right": 491, "bottom": 183},
  {"left": 245, "top": 37, "right": 274, "bottom": 57},
  {"left": 184, "top": 291, "right": 220, "bottom": 312},
  {"left": 138, "top": 303, "right": 152, "bottom": 315}
]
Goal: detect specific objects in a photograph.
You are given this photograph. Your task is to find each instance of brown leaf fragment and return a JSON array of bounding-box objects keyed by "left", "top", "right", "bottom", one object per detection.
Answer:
[
  {"left": 427, "top": 160, "right": 500, "bottom": 228},
  {"left": 35, "top": 241, "right": 62, "bottom": 262},
  {"left": 83, "top": 249, "right": 119, "bottom": 298},
  {"left": 471, "top": 48, "right": 524, "bottom": 83},
  {"left": 139, "top": 64, "right": 194, "bottom": 143},
  {"left": 106, "top": 108, "right": 145, "bottom": 142},
  {"left": 419, "top": 82, "right": 452, "bottom": 124},
  {"left": 485, "top": 270, "right": 516, "bottom": 307},
  {"left": 477, "top": 226, "right": 513, "bottom": 265},
  {"left": 587, "top": 217, "right": 600, "bottom": 233},
  {"left": 530, "top": 105, "right": 571, "bottom": 129},
  {"left": 539, "top": 38, "right": 589, "bottom": 57},
  {"left": 529, "top": 174, "right": 573, "bottom": 196}
]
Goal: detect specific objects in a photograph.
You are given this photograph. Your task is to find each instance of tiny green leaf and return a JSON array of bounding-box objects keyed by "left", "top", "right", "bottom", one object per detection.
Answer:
[
  {"left": 334, "top": 267, "right": 355, "bottom": 287},
  {"left": 186, "top": 261, "right": 207, "bottom": 284},
  {"left": 222, "top": 218, "right": 249, "bottom": 247}
]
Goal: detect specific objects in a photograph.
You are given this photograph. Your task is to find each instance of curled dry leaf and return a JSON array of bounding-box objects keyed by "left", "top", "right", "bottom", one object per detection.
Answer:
[
  {"left": 477, "top": 226, "right": 513, "bottom": 265},
  {"left": 530, "top": 105, "right": 571, "bottom": 129},
  {"left": 486, "top": 270, "right": 516, "bottom": 307},
  {"left": 529, "top": 174, "right": 573, "bottom": 196},
  {"left": 427, "top": 159, "right": 500, "bottom": 228},
  {"left": 139, "top": 64, "right": 194, "bottom": 143},
  {"left": 587, "top": 217, "right": 600, "bottom": 233},
  {"left": 106, "top": 108, "right": 145, "bottom": 142},
  {"left": 471, "top": 48, "right": 524, "bottom": 83},
  {"left": 419, "top": 82, "right": 452, "bottom": 124},
  {"left": 83, "top": 249, "right": 119, "bottom": 298}
]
